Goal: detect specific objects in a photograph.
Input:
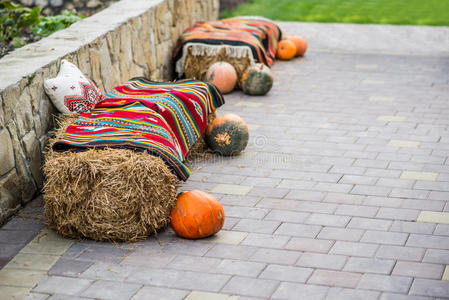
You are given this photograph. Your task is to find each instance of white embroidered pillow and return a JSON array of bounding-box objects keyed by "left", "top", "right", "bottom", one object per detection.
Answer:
[{"left": 44, "top": 60, "right": 103, "bottom": 114}]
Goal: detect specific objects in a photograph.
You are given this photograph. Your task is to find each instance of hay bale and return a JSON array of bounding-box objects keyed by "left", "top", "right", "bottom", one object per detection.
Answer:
[
  {"left": 184, "top": 47, "right": 251, "bottom": 82},
  {"left": 44, "top": 115, "right": 178, "bottom": 242}
]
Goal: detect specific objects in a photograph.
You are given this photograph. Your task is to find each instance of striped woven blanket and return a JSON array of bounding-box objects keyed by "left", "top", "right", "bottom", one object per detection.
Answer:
[
  {"left": 173, "top": 17, "right": 282, "bottom": 78},
  {"left": 52, "top": 78, "right": 224, "bottom": 181}
]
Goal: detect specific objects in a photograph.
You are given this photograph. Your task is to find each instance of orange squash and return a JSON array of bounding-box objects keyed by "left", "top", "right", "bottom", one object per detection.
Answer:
[
  {"left": 288, "top": 36, "right": 308, "bottom": 56},
  {"left": 276, "top": 39, "right": 296, "bottom": 60},
  {"left": 205, "top": 61, "right": 237, "bottom": 94},
  {"left": 170, "top": 190, "right": 225, "bottom": 239}
]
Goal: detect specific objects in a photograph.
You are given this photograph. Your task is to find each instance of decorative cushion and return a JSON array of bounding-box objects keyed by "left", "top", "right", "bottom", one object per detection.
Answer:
[{"left": 44, "top": 60, "right": 103, "bottom": 114}]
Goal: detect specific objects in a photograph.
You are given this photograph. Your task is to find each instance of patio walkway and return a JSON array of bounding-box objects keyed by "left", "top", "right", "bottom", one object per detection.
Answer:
[{"left": 1, "top": 22, "right": 449, "bottom": 300}]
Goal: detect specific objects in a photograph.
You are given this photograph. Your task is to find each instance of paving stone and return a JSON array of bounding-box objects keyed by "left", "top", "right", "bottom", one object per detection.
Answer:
[
  {"left": 379, "top": 293, "right": 432, "bottom": 300},
  {"left": 357, "top": 274, "right": 412, "bottom": 293},
  {"left": 376, "top": 207, "right": 419, "bottom": 221},
  {"left": 205, "top": 244, "right": 257, "bottom": 260},
  {"left": 417, "top": 211, "right": 449, "bottom": 224},
  {"left": 241, "top": 233, "right": 290, "bottom": 249},
  {"left": 233, "top": 219, "right": 280, "bottom": 234},
  {"left": 285, "top": 237, "right": 334, "bottom": 253},
  {"left": 24, "top": 292, "right": 50, "bottom": 300},
  {"left": 48, "top": 258, "right": 94, "bottom": 277},
  {"left": 205, "top": 230, "right": 248, "bottom": 246},
  {"left": 215, "top": 259, "right": 265, "bottom": 277},
  {"left": 0, "top": 243, "right": 29, "bottom": 259},
  {"left": 390, "top": 220, "right": 435, "bottom": 234},
  {"left": 223, "top": 206, "right": 269, "bottom": 220},
  {"left": 323, "top": 193, "right": 364, "bottom": 205},
  {"left": 390, "top": 188, "right": 429, "bottom": 199},
  {"left": 80, "top": 280, "right": 141, "bottom": 300},
  {"left": 0, "top": 229, "right": 37, "bottom": 245},
  {"left": 130, "top": 286, "right": 188, "bottom": 300},
  {"left": 351, "top": 185, "right": 392, "bottom": 197},
  {"left": 167, "top": 255, "right": 221, "bottom": 273},
  {"left": 0, "top": 286, "right": 31, "bottom": 300},
  {"left": 423, "top": 249, "right": 449, "bottom": 264},
  {"left": 361, "top": 230, "right": 408, "bottom": 245},
  {"left": 241, "top": 177, "right": 280, "bottom": 187},
  {"left": 326, "top": 287, "right": 380, "bottom": 300},
  {"left": 272, "top": 282, "right": 328, "bottom": 300},
  {"left": 400, "top": 171, "right": 438, "bottom": 181},
  {"left": 347, "top": 217, "right": 392, "bottom": 231},
  {"left": 388, "top": 140, "right": 420, "bottom": 148},
  {"left": 75, "top": 244, "right": 130, "bottom": 263},
  {"left": 121, "top": 250, "right": 176, "bottom": 268},
  {"left": 247, "top": 186, "right": 289, "bottom": 198},
  {"left": 308, "top": 269, "right": 361, "bottom": 288},
  {"left": 407, "top": 234, "right": 449, "bottom": 250},
  {"left": 362, "top": 196, "right": 402, "bottom": 208},
  {"left": 221, "top": 276, "right": 279, "bottom": 298},
  {"left": 402, "top": 199, "right": 445, "bottom": 211},
  {"left": 285, "top": 189, "right": 327, "bottom": 201},
  {"left": 409, "top": 278, "right": 449, "bottom": 298},
  {"left": 260, "top": 264, "right": 313, "bottom": 283},
  {"left": 369, "top": 96, "right": 395, "bottom": 102},
  {"left": 34, "top": 275, "right": 92, "bottom": 295},
  {"left": 219, "top": 195, "right": 261, "bottom": 207},
  {"left": 330, "top": 241, "right": 378, "bottom": 258},
  {"left": 376, "top": 245, "right": 425, "bottom": 261},
  {"left": 317, "top": 227, "right": 364, "bottom": 242},
  {"left": 434, "top": 224, "right": 449, "bottom": 237},
  {"left": 343, "top": 257, "right": 395, "bottom": 274},
  {"left": 4, "top": 253, "right": 59, "bottom": 271},
  {"left": 335, "top": 204, "right": 378, "bottom": 218},
  {"left": 0, "top": 268, "right": 46, "bottom": 288},
  {"left": 264, "top": 210, "right": 309, "bottom": 223},
  {"left": 392, "top": 261, "right": 444, "bottom": 279},
  {"left": 275, "top": 223, "right": 322, "bottom": 238},
  {"left": 443, "top": 266, "right": 449, "bottom": 281},
  {"left": 250, "top": 248, "right": 301, "bottom": 265},
  {"left": 377, "top": 115, "right": 407, "bottom": 122},
  {"left": 184, "top": 291, "right": 239, "bottom": 300},
  {"left": 211, "top": 184, "right": 253, "bottom": 195},
  {"left": 296, "top": 252, "right": 347, "bottom": 270},
  {"left": 305, "top": 213, "right": 350, "bottom": 227}
]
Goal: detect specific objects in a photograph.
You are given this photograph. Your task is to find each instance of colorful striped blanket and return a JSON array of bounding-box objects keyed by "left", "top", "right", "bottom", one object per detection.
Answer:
[
  {"left": 173, "top": 17, "right": 282, "bottom": 78},
  {"left": 52, "top": 78, "right": 224, "bottom": 181}
]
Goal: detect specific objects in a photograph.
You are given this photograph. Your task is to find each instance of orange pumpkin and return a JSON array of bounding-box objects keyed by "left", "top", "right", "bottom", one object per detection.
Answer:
[
  {"left": 170, "top": 190, "right": 225, "bottom": 239},
  {"left": 288, "top": 36, "right": 308, "bottom": 56},
  {"left": 205, "top": 61, "right": 237, "bottom": 94},
  {"left": 276, "top": 39, "right": 296, "bottom": 60}
]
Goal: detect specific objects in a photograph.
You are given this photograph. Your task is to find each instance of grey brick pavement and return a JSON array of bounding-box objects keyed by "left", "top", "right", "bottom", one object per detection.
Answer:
[{"left": 2, "top": 22, "right": 449, "bottom": 299}]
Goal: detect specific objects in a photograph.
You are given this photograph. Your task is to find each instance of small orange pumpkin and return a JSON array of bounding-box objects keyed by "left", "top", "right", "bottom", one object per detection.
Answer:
[
  {"left": 276, "top": 39, "right": 296, "bottom": 60},
  {"left": 170, "top": 190, "right": 225, "bottom": 239},
  {"left": 288, "top": 36, "right": 308, "bottom": 56},
  {"left": 205, "top": 61, "right": 237, "bottom": 94}
]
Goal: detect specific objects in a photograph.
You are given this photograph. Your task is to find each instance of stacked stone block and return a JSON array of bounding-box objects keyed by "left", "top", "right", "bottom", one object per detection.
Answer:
[{"left": 0, "top": 0, "right": 219, "bottom": 224}]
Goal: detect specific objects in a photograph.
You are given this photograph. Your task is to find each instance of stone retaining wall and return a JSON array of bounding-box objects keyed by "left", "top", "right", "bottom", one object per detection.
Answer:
[{"left": 0, "top": 0, "right": 219, "bottom": 224}]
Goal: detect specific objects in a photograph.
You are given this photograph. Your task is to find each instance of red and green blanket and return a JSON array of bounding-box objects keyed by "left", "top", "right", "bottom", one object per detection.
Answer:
[
  {"left": 52, "top": 78, "right": 224, "bottom": 181},
  {"left": 173, "top": 17, "right": 282, "bottom": 78}
]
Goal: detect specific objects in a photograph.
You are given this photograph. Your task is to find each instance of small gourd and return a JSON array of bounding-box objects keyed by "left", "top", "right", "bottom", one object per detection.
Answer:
[
  {"left": 288, "top": 36, "right": 308, "bottom": 56},
  {"left": 240, "top": 63, "right": 273, "bottom": 96},
  {"left": 205, "top": 113, "right": 249, "bottom": 156},
  {"left": 276, "top": 39, "right": 296, "bottom": 60},
  {"left": 170, "top": 190, "right": 225, "bottom": 239}
]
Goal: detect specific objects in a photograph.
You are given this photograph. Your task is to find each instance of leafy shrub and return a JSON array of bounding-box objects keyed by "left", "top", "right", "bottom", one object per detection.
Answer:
[
  {"left": 32, "top": 10, "right": 83, "bottom": 37},
  {"left": 0, "top": 1, "right": 41, "bottom": 45}
]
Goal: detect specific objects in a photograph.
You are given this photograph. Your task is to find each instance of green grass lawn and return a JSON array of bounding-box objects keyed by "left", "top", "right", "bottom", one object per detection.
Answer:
[{"left": 222, "top": 0, "right": 449, "bottom": 26}]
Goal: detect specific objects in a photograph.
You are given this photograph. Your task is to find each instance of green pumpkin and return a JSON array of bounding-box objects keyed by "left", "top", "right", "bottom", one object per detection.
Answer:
[
  {"left": 240, "top": 63, "right": 273, "bottom": 96},
  {"left": 205, "top": 113, "right": 249, "bottom": 156}
]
